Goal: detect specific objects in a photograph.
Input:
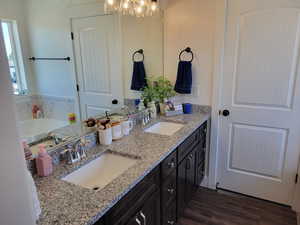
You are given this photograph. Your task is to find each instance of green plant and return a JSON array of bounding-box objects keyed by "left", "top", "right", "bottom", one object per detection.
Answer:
[
  {"left": 141, "top": 76, "right": 176, "bottom": 106},
  {"left": 141, "top": 77, "right": 158, "bottom": 106},
  {"left": 154, "top": 76, "right": 176, "bottom": 103}
]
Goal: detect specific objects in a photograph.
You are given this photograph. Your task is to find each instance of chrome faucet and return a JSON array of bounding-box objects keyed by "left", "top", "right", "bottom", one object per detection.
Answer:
[{"left": 60, "top": 138, "right": 88, "bottom": 164}]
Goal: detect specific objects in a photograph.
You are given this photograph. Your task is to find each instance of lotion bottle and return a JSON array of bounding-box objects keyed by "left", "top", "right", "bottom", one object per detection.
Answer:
[{"left": 36, "top": 144, "right": 53, "bottom": 177}]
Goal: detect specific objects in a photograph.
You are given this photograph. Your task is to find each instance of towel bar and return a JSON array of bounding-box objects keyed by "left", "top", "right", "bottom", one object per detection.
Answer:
[{"left": 29, "top": 57, "right": 71, "bottom": 61}]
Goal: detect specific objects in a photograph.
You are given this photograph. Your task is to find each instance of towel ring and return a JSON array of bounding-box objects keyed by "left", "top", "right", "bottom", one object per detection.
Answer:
[
  {"left": 132, "top": 49, "right": 144, "bottom": 62},
  {"left": 179, "top": 47, "right": 194, "bottom": 62}
]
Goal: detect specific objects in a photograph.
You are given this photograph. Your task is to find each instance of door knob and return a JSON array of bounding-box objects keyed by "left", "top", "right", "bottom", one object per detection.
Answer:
[
  {"left": 221, "top": 109, "right": 230, "bottom": 117},
  {"left": 112, "top": 99, "right": 118, "bottom": 105}
]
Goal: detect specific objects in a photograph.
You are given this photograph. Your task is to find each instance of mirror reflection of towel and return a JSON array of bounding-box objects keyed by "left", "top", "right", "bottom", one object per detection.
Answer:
[
  {"left": 174, "top": 61, "right": 192, "bottom": 94},
  {"left": 131, "top": 61, "right": 147, "bottom": 91}
]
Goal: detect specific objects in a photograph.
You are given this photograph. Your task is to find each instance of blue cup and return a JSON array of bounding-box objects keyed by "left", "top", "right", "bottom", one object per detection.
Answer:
[
  {"left": 183, "top": 103, "right": 192, "bottom": 114},
  {"left": 134, "top": 99, "right": 141, "bottom": 106}
]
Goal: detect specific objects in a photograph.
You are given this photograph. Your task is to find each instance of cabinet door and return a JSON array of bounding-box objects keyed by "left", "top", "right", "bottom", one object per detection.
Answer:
[
  {"left": 186, "top": 150, "right": 197, "bottom": 202},
  {"left": 113, "top": 191, "right": 160, "bottom": 225},
  {"left": 125, "top": 216, "right": 142, "bottom": 225},
  {"left": 138, "top": 190, "right": 161, "bottom": 225},
  {"left": 177, "top": 158, "right": 186, "bottom": 217},
  {"left": 177, "top": 149, "right": 197, "bottom": 218}
]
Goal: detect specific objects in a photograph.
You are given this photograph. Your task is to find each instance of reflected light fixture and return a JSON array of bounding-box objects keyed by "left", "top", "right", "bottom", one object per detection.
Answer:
[{"left": 105, "top": 0, "right": 159, "bottom": 17}]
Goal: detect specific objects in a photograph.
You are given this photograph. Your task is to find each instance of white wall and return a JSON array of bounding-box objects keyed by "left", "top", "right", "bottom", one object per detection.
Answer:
[
  {"left": 25, "top": 0, "right": 164, "bottom": 100},
  {"left": 25, "top": 0, "right": 78, "bottom": 98},
  {"left": 0, "top": 0, "right": 36, "bottom": 94},
  {"left": 122, "top": 14, "right": 164, "bottom": 99},
  {"left": 0, "top": 22, "right": 35, "bottom": 225},
  {"left": 164, "top": 0, "right": 216, "bottom": 106},
  {"left": 122, "top": 13, "right": 164, "bottom": 99}
]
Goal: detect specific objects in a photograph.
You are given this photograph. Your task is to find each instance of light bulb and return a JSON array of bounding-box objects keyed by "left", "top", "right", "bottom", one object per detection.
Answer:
[
  {"left": 140, "top": 0, "right": 145, "bottom": 6},
  {"left": 123, "top": 2, "right": 129, "bottom": 9},
  {"left": 136, "top": 6, "right": 143, "bottom": 14},
  {"left": 151, "top": 1, "right": 157, "bottom": 11},
  {"left": 107, "top": 0, "right": 114, "bottom": 5}
]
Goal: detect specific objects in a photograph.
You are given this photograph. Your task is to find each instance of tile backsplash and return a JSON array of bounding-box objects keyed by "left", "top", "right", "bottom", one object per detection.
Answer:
[{"left": 15, "top": 94, "right": 76, "bottom": 122}]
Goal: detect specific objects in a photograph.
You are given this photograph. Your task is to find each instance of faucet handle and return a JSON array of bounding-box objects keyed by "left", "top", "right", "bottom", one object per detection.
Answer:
[
  {"left": 78, "top": 145, "right": 87, "bottom": 159},
  {"left": 70, "top": 149, "right": 81, "bottom": 164}
]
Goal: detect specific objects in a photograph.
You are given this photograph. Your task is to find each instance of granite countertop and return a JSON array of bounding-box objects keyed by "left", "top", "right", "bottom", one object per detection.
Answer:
[{"left": 35, "top": 109, "right": 210, "bottom": 225}]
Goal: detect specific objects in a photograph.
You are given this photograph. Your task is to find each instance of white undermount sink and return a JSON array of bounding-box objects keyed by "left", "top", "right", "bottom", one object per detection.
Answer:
[
  {"left": 62, "top": 152, "right": 137, "bottom": 190},
  {"left": 144, "top": 122, "right": 184, "bottom": 136}
]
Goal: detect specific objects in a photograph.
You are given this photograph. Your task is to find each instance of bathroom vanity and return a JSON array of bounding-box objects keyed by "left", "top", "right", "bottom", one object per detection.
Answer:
[
  {"left": 35, "top": 109, "right": 210, "bottom": 225},
  {"left": 98, "top": 122, "right": 207, "bottom": 225}
]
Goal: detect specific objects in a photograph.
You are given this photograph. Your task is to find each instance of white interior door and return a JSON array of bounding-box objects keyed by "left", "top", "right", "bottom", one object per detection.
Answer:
[
  {"left": 218, "top": 0, "right": 300, "bottom": 205},
  {"left": 72, "top": 15, "right": 123, "bottom": 120}
]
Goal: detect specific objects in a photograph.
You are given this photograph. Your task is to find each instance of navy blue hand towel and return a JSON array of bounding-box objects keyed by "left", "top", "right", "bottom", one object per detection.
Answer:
[
  {"left": 131, "top": 61, "right": 147, "bottom": 91},
  {"left": 174, "top": 61, "right": 192, "bottom": 94}
]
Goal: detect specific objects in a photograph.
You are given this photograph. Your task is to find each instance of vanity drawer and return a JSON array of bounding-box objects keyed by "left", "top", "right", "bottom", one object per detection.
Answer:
[
  {"left": 162, "top": 200, "right": 176, "bottom": 225},
  {"left": 161, "top": 171, "right": 177, "bottom": 207},
  {"left": 178, "top": 129, "right": 199, "bottom": 163},
  {"left": 107, "top": 167, "right": 160, "bottom": 224},
  {"left": 161, "top": 150, "right": 177, "bottom": 179}
]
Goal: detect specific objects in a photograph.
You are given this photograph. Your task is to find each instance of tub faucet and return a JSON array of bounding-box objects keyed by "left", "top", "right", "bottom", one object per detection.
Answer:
[{"left": 48, "top": 133, "right": 63, "bottom": 145}]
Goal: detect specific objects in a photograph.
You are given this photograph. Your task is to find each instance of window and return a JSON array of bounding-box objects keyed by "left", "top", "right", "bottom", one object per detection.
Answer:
[{"left": 1, "top": 20, "right": 27, "bottom": 95}]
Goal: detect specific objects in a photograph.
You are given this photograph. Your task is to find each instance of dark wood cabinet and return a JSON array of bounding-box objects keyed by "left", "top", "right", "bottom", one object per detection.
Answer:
[
  {"left": 177, "top": 122, "right": 207, "bottom": 218},
  {"left": 122, "top": 190, "right": 160, "bottom": 225},
  {"left": 139, "top": 191, "right": 161, "bottom": 225},
  {"left": 162, "top": 200, "right": 176, "bottom": 225},
  {"left": 106, "top": 167, "right": 160, "bottom": 225},
  {"left": 97, "top": 121, "right": 208, "bottom": 225},
  {"left": 177, "top": 147, "right": 197, "bottom": 217}
]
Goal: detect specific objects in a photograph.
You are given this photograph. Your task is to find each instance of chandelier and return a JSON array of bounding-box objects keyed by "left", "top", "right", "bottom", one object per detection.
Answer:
[{"left": 105, "top": 0, "right": 159, "bottom": 17}]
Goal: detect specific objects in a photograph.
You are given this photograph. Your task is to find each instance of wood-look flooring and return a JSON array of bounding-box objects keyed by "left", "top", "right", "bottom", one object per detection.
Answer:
[{"left": 178, "top": 188, "right": 297, "bottom": 225}]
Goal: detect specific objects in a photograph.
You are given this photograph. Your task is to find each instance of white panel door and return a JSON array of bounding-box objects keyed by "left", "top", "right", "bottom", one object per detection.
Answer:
[
  {"left": 72, "top": 15, "right": 123, "bottom": 120},
  {"left": 218, "top": 0, "right": 300, "bottom": 205}
]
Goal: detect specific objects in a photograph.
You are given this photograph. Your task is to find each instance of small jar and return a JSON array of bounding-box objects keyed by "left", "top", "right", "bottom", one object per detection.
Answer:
[
  {"left": 112, "top": 122, "right": 123, "bottom": 140},
  {"left": 98, "top": 128, "right": 112, "bottom": 145}
]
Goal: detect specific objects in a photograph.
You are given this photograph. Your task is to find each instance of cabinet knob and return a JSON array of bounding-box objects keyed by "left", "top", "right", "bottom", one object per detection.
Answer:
[
  {"left": 168, "top": 161, "right": 176, "bottom": 168},
  {"left": 167, "top": 221, "right": 175, "bottom": 225},
  {"left": 167, "top": 188, "right": 175, "bottom": 194}
]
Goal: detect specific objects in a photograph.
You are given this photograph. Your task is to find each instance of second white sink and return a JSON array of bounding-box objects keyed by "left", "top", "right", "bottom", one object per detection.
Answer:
[
  {"left": 144, "top": 122, "right": 184, "bottom": 136},
  {"left": 62, "top": 152, "right": 137, "bottom": 190}
]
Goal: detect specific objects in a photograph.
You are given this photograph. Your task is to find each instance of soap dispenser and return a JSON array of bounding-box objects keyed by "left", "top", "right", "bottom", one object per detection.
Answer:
[{"left": 36, "top": 144, "right": 53, "bottom": 177}]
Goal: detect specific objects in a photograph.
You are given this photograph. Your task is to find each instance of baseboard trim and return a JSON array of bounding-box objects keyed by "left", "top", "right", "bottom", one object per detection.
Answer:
[{"left": 200, "top": 176, "right": 213, "bottom": 189}]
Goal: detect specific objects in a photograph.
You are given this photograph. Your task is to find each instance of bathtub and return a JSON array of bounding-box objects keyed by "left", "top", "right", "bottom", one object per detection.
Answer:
[{"left": 18, "top": 118, "right": 69, "bottom": 143}]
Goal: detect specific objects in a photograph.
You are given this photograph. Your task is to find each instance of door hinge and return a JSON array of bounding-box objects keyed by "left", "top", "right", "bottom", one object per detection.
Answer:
[
  {"left": 71, "top": 32, "right": 74, "bottom": 40},
  {"left": 76, "top": 84, "right": 79, "bottom": 92},
  {"left": 296, "top": 174, "right": 298, "bottom": 184}
]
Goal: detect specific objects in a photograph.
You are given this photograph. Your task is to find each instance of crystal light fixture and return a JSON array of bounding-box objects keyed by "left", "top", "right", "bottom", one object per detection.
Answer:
[{"left": 105, "top": 0, "right": 159, "bottom": 17}]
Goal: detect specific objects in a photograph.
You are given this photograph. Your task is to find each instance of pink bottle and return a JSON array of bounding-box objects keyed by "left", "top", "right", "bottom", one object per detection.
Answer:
[{"left": 36, "top": 144, "right": 53, "bottom": 177}]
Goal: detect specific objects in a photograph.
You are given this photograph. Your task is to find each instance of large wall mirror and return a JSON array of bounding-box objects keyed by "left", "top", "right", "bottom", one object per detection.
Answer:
[{"left": 1, "top": 0, "right": 164, "bottom": 144}]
